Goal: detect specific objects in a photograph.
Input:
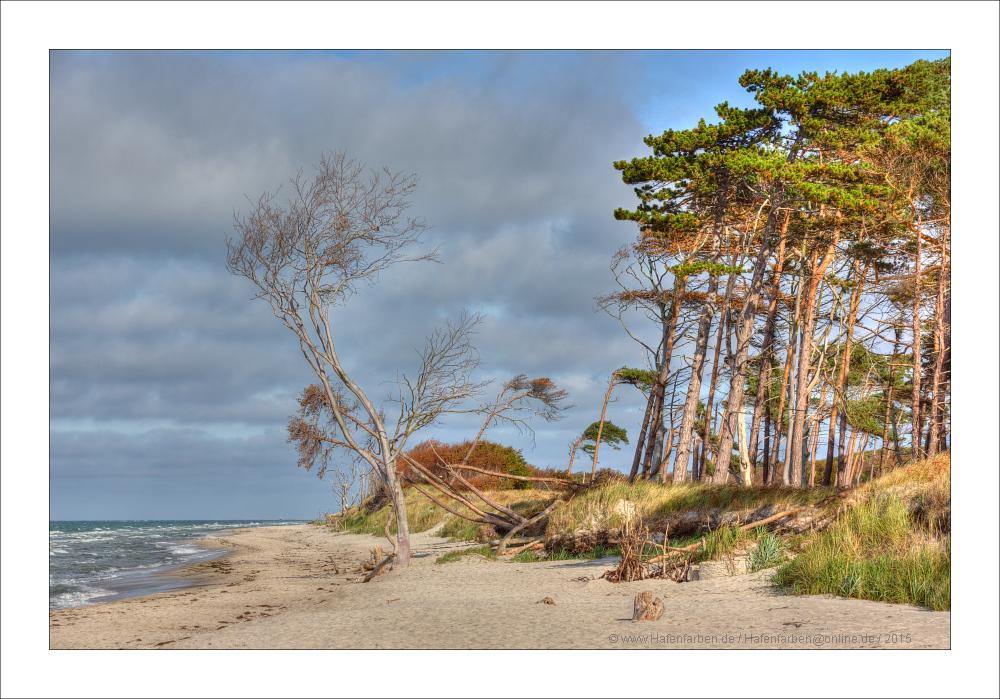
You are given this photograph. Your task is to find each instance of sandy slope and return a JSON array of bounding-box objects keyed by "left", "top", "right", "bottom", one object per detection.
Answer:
[{"left": 49, "top": 524, "right": 949, "bottom": 649}]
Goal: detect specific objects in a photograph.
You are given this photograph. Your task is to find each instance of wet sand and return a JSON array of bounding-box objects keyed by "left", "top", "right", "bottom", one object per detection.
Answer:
[{"left": 48, "top": 524, "right": 950, "bottom": 650}]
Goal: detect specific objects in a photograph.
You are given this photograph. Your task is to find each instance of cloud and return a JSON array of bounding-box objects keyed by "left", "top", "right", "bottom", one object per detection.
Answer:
[{"left": 49, "top": 428, "right": 331, "bottom": 520}]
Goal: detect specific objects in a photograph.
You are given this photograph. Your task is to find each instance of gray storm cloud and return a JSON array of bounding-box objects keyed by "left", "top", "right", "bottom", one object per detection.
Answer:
[{"left": 49, "top": 50, "right": 659, "bottom": 518}]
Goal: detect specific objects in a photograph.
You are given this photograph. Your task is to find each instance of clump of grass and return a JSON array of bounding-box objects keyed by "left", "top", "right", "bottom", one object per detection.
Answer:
[
  {"left": 511, "top": 550, "right": 542, "bottom": 563},
  {"left": 687, "top": 524, "right": 762, "bottom": 563},
  {"left": 338, "top": 486, "right": 555, "bottom": 542},
  {"left": 434, "top": 546, "right": 497, "bottom": 564},
  {"left": 749, "top": 533, "right": 788, "bottom": 572},
  {"left": 771, "top": 491, "right": 950, "bottom": 610}
]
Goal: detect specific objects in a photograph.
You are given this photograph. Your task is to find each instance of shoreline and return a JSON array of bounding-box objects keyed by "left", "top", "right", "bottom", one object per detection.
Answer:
[{"left": 49, "top": 524, "right": 950, "bottom": 649}]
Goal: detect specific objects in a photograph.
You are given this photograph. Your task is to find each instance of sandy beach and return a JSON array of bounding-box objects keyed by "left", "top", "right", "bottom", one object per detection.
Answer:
[{"left": 48, "top": 524, "right": 949, "bottom": 650}]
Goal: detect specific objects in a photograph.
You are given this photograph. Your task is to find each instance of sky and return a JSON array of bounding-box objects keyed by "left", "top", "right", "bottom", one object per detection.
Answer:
[
  {"left": 41, "top": 45, "right": 965, "bottom": 521},
  {"left": 2, "top": 3, "right": 998, "bottom": 697},
  {"left": 0, "top": 4, "right": 992, "bottom": 524}
]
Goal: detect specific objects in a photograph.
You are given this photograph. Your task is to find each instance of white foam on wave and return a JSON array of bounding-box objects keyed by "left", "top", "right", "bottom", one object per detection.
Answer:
[
  {"left": 168, "top": 545, "right": 201, "bottom": 555},
  {"left": 51, "top": 586, "right": 115, "bottom": 610}
]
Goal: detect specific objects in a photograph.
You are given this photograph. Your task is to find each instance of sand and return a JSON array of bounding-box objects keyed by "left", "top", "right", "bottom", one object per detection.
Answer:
[{"left": 48, "top": 524, "right": 950, "bottom": 650}]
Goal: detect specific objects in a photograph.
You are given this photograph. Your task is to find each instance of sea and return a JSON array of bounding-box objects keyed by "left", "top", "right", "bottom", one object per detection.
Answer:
[{"left": 49, "top": 520, "right": 308, "bottom": 610}]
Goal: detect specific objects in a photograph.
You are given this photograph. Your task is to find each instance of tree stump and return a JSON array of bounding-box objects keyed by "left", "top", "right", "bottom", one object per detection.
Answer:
[{"left": 631, "top": 591, "right": 665, "bottom": 621}]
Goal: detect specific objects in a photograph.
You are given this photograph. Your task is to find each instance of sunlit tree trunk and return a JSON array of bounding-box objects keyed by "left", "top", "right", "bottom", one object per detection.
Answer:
[
  {"left": 824, "top": 256, "right": 861, "bottom": 486},
  {"left": 926, "top": 229, "right": 947, "bottom": 459},
  {"left": 910, "top": 216, "right": 923, "bottom": 461},
  {"left": 762, "top": 406, "right": 772, "bottom": 484},
  {"left": 698, "top": 274, "right": 735, "bottom": 482},
  {"left": 879, "top": 325, "right": 903, "bottom": 471},
  {"left": 673, "top": 176, "right": 729, "bottom": 483},
  {"left": 788, "top": 221, "right": 839, "bottom": 486},
  {"left": 776, "top": 259, "right": 805, "bottom": 485},
  {"left": 640, "top": 275, "right": 686, "bottom": 479}
]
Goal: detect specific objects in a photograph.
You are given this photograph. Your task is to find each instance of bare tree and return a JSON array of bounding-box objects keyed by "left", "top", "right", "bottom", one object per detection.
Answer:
[{"left": 227, "top": 151, "right": 484, "bottom": 570}]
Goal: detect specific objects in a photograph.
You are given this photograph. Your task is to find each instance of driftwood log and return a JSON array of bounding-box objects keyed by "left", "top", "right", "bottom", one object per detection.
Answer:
[
  {"left": 632, "top": 591, "right": 665, "bottom": 621},
  {"left": 495, "top": 499, "right": 566, "bottom": 555}
]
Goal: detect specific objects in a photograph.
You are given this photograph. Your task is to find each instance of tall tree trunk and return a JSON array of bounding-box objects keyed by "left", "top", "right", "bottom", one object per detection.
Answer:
[
  {"left": 775, "top": 260, "right": 806, "bottom": 485},
  {"left": 879, "top": 325, "right": 903, "bottom": 471},
  {"left": 591, "top": 373, "right": 621, "bottom": 480},
  {"left": 843, "top": 430, "right": 858, "bottom": 486},
  {"left": 837, "top": 411, "right": 850, "bottom": 487},
  {"left": 386, "top": 463, "right": 411, "bottom": 567},
  {"left": 629, "top": 389, "right": 656, "bottom": 481},
  {"left": 788, "top": 222, "right": 840, "bottom": 486},
  {"left": 853, "top": 434, "right": 870, "bottom": 487},
  {"left": 799, "top": 420, "right": 812, "bottom": 488},
  {"left": 641, "top": 275, "right": 686, "bottom": 479},
  {"left": 808, "top": 416, "right": 821, "bottom": 488},
  {"left": 910, "top": 216, "right": 923, "bottom": 461},
  {"left": 748, "top": 216, "right": 789, "bottom": 471},
  {"left": 698, "top": 273, "right": 736, "bottom": 482},
  {"left": 824, "top": 259, "right": 862, "bottom": 486},
  {"left": 672, "top": 175, "right": 729, "bottom": 483},
  {"left": 762, "top": 407, "right": 772, "bottom": 485},
  {"left": 833, "top": 263, "right": 864, "bottom": 487},
  {"left": 926, "top": 228, "right": 947, "bottom": 460},
  {"left": 735, "top": 405, "right": 753, "bottom": 484}
]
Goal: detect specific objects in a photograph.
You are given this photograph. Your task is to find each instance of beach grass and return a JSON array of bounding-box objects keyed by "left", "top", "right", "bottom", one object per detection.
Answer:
[
  {"left": 771, "top": 453, "right": 951, "bottom": 610},
  {"left": 434, "top": 546, "right": 497, "bottom": 564},
  {"left": 546, "top": 478, "right": 838, "bottom": 536}
]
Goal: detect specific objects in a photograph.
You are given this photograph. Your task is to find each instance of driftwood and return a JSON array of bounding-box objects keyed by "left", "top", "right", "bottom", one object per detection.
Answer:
[
  {"left": 496, "top": 499, "right": 567, "bottom": 555},
  {"left": 486, "top": 536, "right": 543, "bottom": 548},
  {"left": 632, "top": 591, "right": 665, "bottom": 621},
  {"left": 403, "top": 458, "right": 521, "bottom": 530},
  {"left": 439, "top": 463, "right": 573, "bottom": 485},
  {"left": 362, "top": 545, "right": 394, "bottom": 582},
  {"left": 502, "top": 540, "right": 546, "bottom": 556},
  {"left": 738, "top": 510, "right": 798, "bottom": 531}
]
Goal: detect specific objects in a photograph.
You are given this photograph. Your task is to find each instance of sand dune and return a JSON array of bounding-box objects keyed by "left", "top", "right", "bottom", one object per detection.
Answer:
[{"left": 48, "top": 524, "right": 949, "bottom": 649}]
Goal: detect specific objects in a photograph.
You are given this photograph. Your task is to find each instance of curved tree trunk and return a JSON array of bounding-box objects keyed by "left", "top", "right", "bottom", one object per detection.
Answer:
[{"left": 590, "top": 373, "right": 621, "bottom": 479}]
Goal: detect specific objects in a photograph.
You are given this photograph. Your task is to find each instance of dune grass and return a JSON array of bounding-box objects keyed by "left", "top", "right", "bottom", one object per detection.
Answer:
[
  {"left": 335, "top": 485, "right": 556, "bottom": 543},
  {"left": 771, "top": 453, "right": 951, "bottom": 610},
  {"left": 546, "top": 477, "right": 838, "bottom": 536},
  {"left": 434, "top": 546, "right": 497, "bottom": 564}
]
